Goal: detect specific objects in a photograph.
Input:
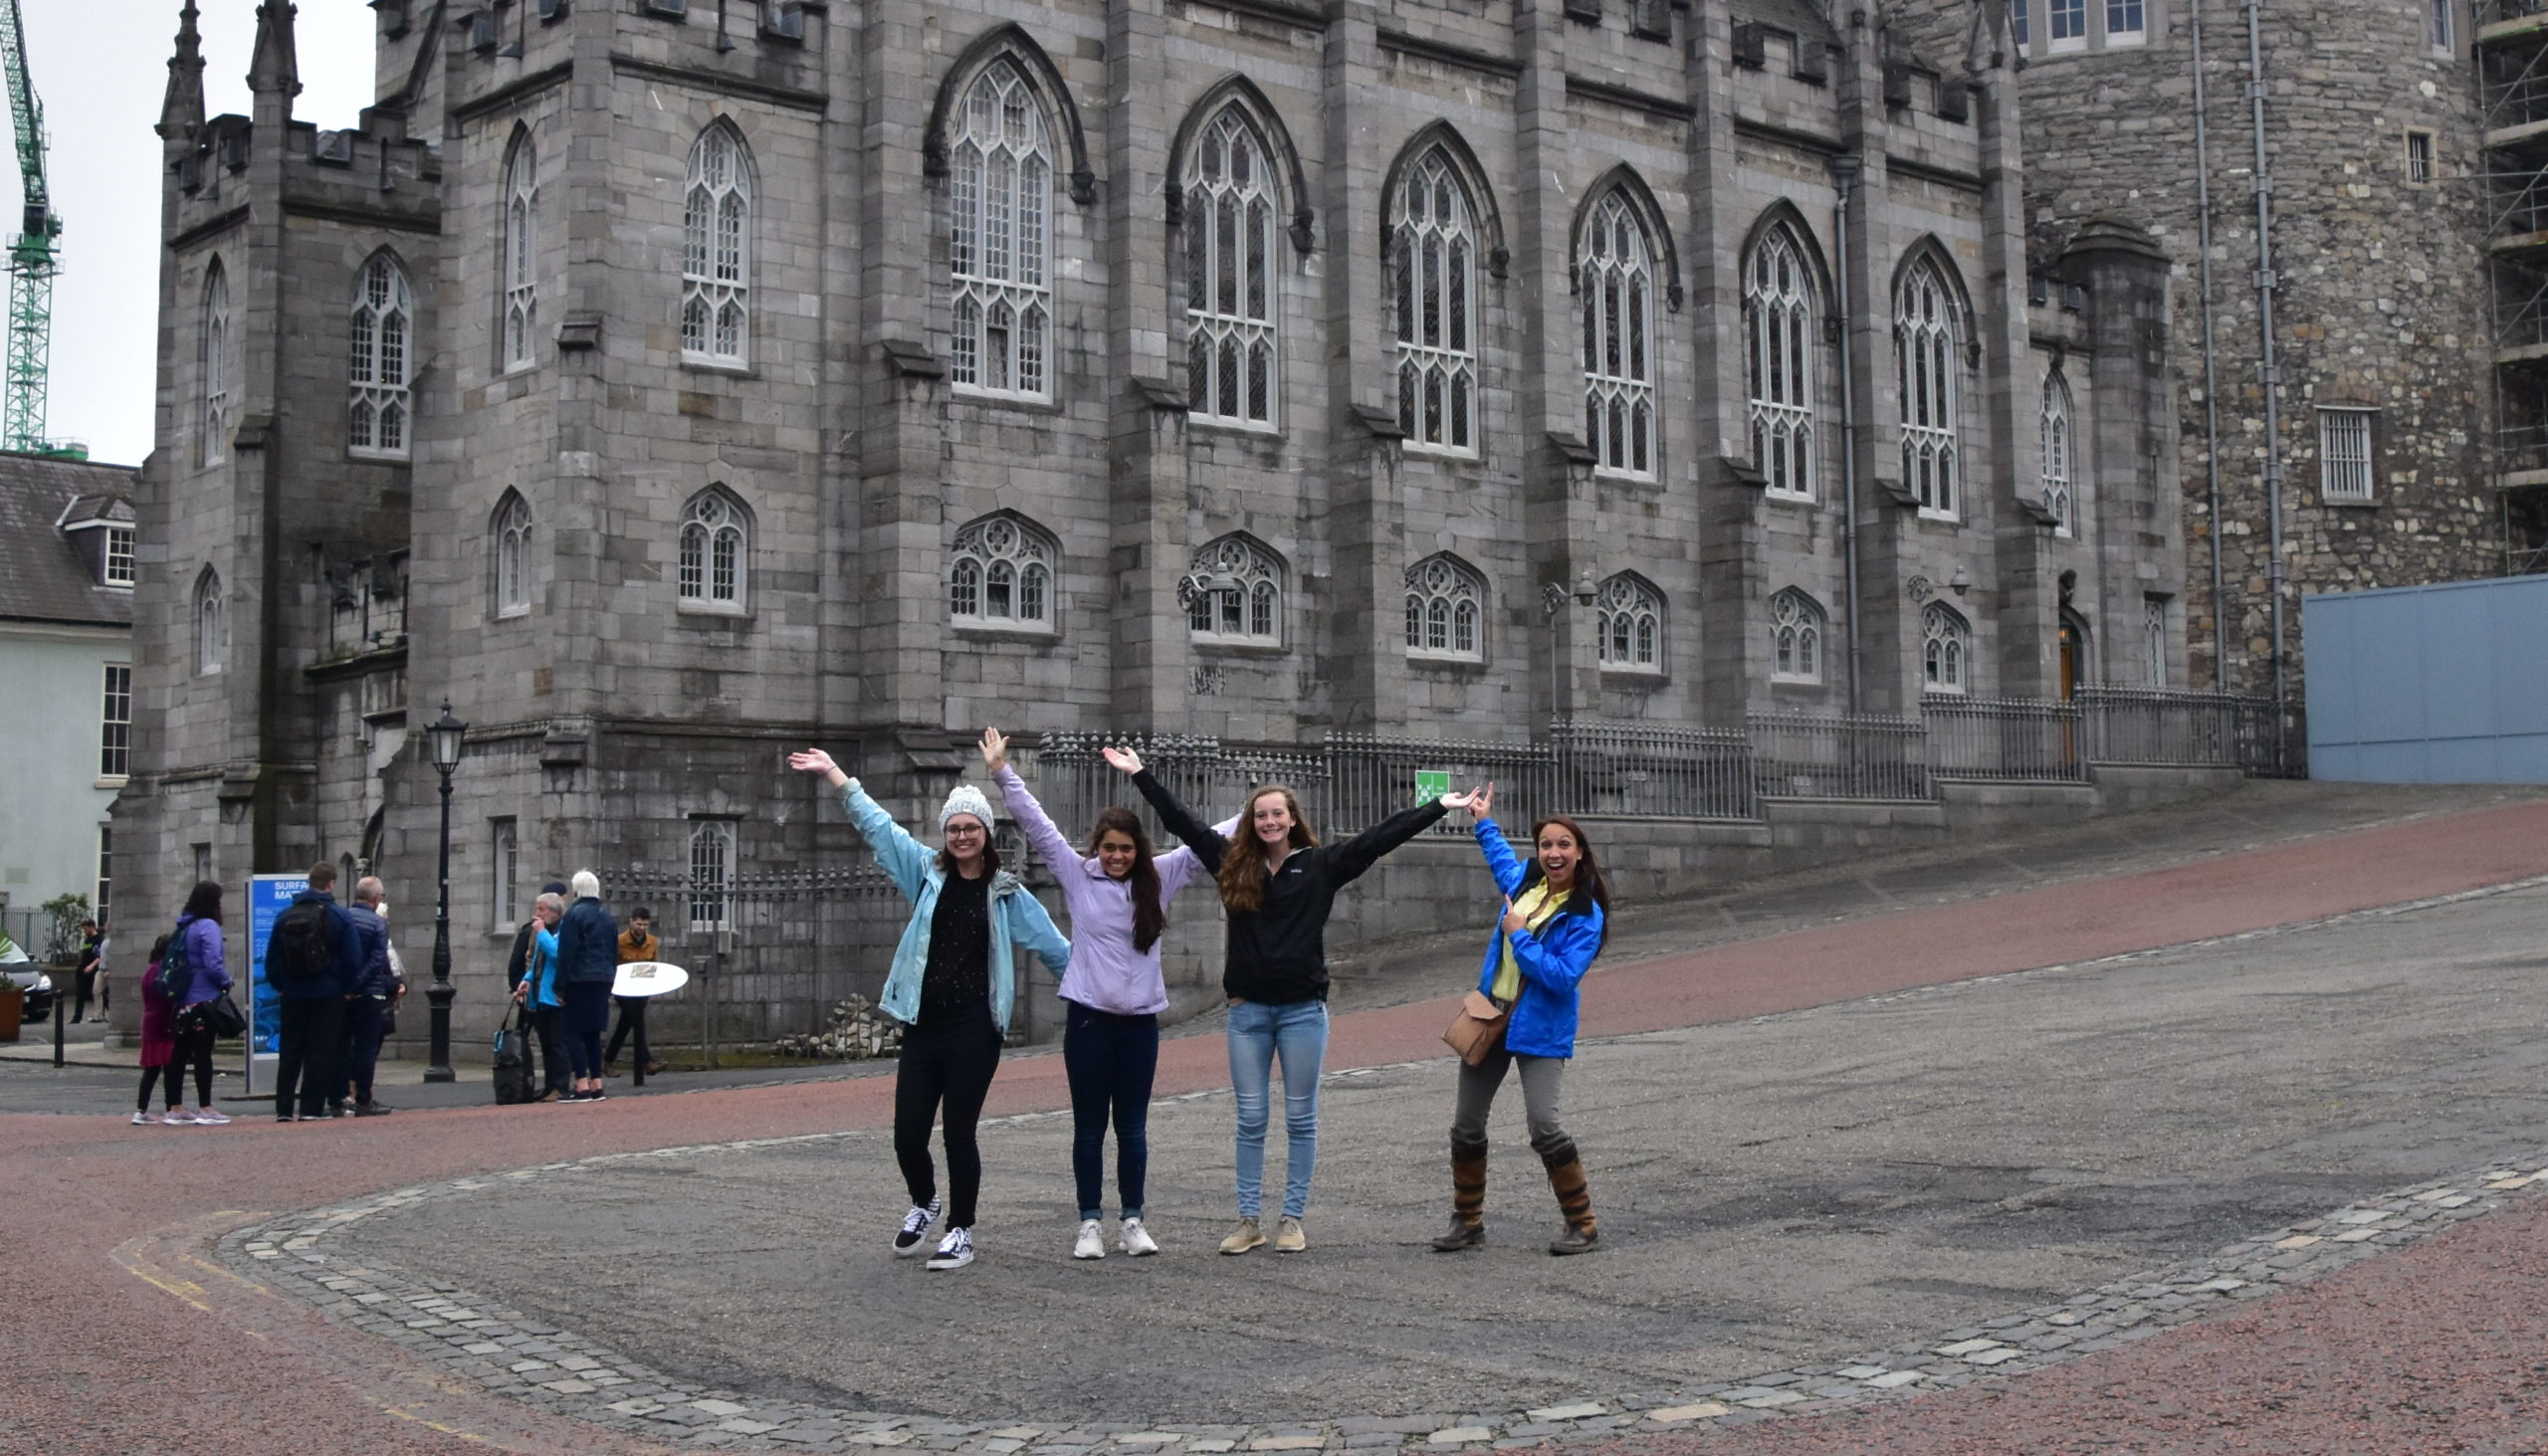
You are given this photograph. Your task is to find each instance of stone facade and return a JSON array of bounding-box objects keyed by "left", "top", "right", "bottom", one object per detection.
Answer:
[{"left": 114, "top": 0, "right": 2183, "bottom": 1053}]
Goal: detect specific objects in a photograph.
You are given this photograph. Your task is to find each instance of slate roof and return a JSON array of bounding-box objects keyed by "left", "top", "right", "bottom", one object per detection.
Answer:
[{"left": 0, "top": 453, "right": 142, "bottom": 630}]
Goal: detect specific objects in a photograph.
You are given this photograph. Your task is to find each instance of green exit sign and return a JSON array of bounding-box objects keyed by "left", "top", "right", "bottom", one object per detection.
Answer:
[{"left": 1414, "top": 770, "right": 1451, "bottom": 803}]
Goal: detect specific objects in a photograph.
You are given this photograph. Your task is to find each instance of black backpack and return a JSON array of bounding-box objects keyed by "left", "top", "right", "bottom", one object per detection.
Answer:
[
  {"left": 150, "top": 931, "right": 194, "bottom": 1004},
  {"left": 266, "top": 900, "right": 336, "bottom": 991}
]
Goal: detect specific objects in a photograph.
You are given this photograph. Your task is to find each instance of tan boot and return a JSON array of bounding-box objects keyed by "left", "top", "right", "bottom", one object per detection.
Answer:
[
  {"left": 1538, "top": 1137, "right": 1600, "bottom": 1255},
  {"left": 1431, "top": 1136, "right": 1489, "bottom": 1251}
]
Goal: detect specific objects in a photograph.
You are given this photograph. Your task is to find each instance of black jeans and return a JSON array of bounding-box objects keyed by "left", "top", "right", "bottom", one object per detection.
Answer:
[
  {"left": 339, "top": 996, "right": 388, "bottom": 1106},
  {"left": 274, "top": 996, "right": 344, "bottom": 1118},
  {"left": 530, "top": 1005, "right": 570, "bottom": 1093},
  {"left": 74, "top": 968, "right": 100, "bottom": 1020},
  {"left": 893, "top": 1014, "right": 1002, "bottom": 1230},
  {"left": 558, "top": 980, "right": 611, "bottom": 1080},
  {"left": 1063, "top": 1001, "right": 1160, "bottom": 1221},
  {"left": 603, "top": 996, "right": 650, "bottom": 1067}
]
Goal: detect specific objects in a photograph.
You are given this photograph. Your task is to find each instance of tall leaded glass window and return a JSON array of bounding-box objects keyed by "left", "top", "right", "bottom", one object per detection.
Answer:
[
  {"left": 683, "top": 124, "right": 752, "bottom": 365},
  {"left": 349, "top": 255, "right": 413, "bottom": 459},
  {"left": 689, "top": 819, "right": 736, "bottom": 933},
  {"left": 950, "top": 515, "right": 1058, "bottom": 632},
  {"left": 1184, "top": 106, "right": 1277, "bottom": 428},
  {"left": 200, "top": 262, "right": 231, "bottom": 468},
  {"left": 194, "top": 568, "right": 224, "bottom": 676},
  {"left": 1596, "top": 573, "right": 1664, "bottom": 673},
  {"left": 950, "top": 61, "right": 1054, "bottom": 401},
  {"left": 1769, "top": 588, "right": 1825, "bottom": 685},
  {"left": 503, "top": 135, "right": 539, "bottom": 370},
  {"left": 491, "top": 818, "right": 520, "bottom": 932},
  {"left": 1403, "top": 553, "right": 1486, "bottom": 662},
  {"left": 1745, "top": 221, "right": 1816, "bottom": 501},
  {"left": 100, "top": 664, "right": 132, "bottom": 778},
  {"left": 678, "top": 491, "right": 748, "bottom": 611},
  {"left": 1187, "top": 534, "right": 1285, "bottom": 646},
  {"left": 1392, "top": 148, "right": 1478, "bottom": 454},
  {"left": 2040, "top": 370, "right": 2074, "bottom": 536},
  {"left": 2144, "top": 595, "right": 2171, "bottom": 688},
  {"left": 1921, "top": 601, "right": 1970, "bottom": 695},
  {"left": 1581, "top": 193, "right": 1656, "bottom": 479},
  {"left": 494, "top": 492, "right": 533, "bottom": 618},
  {"left": 1895, "top": 257, "right": 1962, "bottom": 519}
]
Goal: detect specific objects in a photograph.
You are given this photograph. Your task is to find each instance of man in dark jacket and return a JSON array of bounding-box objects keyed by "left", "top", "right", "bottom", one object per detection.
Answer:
[
  {"left": 548, "top": 871, "right": 620, "bottom": 1101},
  {"left": 72, "top": 921, "right": 102, "bottom": 1021},
  {"left": 335, "top": 877, "right": 398, "bottom": 1117},
  {"left": 269, "top": 864, "right": 363, "bottom": 1122}
]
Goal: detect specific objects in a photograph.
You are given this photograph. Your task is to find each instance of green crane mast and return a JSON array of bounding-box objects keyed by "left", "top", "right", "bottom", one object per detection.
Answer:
[{"left": 0, "top": 0, "right": 58, "bottom": 457}]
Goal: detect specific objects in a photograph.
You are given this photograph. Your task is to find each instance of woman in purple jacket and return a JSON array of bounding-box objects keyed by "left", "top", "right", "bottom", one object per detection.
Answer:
[
  {"left": 167, "top": 882, "right": 235, "bottom": 1126},
  {"left": 979, "top": 729, "right": 1235, "bottom": 1261}
]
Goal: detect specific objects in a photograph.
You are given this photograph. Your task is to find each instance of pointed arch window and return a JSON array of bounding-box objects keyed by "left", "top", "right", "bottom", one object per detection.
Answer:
[
  {"left": 1581, "top": 192, "right": 1656, "bottom": 479},
  {"left": 2040, "top": 370, "right": 2075, "bottom": 536},
  {"left": 503, "top": 136, "right": 539, "bottom": 370},
  {"left": 1187, "top": 534, "right": 1285, "bottom": 647},
  {"left": 1921, "top": 601, "right": 1970, "bottom": 695},
  {"left": 1895, "top": 257, "right": 1962, "bottom": 520},
  {"left": 1403, "top": 553, "right": 1486, "bottom": 662},
  {"left": 193, "top": 568, "right": 224, "bottom": 677},
  {"left": 200, "top": 263, "right": 232, "bottom": 468},
  {"left": 1745, "top": 221, "right": 1817, "bottom": 501},
  {"left": 950, "top": 515, "right": 1058, "bottom": 632},
  {"left": 1391, "top": 148, "right": 1479, "bottom": 455},
  {"left": 678, "top": 490, "right": 749, "bottom": 612},
  {"left": 950, "top": 60, "right": 1054, "bottom": 401},
  {"left": 1596, "top": 573, "right": 1664, "bottom": 673},
  {"left": 683, "top": 124, "right": 752, "bottom": 365},
  {"left": 493, "top": 492, "right": 533, "bottom": 619},
  {"left": 689, "top": 819, "right": 736, "bottom": 934},
  {"left": 1770, "top": 588, "right": 1826, "bottom": 685},
  {"left": 1184, "top": 106, "right": 1278, "bottom": 428},
  {"left": 349, "top": 255, "right": 413, "bottom": 459}
]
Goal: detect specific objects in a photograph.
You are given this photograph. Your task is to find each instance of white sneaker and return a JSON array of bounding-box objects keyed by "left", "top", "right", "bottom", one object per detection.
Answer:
[
  {"left": 892, "top": 1197, "right": 942, "bottom": 1257},
  {"left": 192, "top": 1108, "right": 231, "bottom": 1126},
  {"left": 1119, "top": 1216, "right": 1160, "bottom": 1257},
  {"left": 1072, "top": 1218, "right": 1107, "bottom": 1260},
  {"left": 162, "top": 1108, "right": 199, "bottom": 1125},
  {"left": 128, "top": 1111, "right": 162, "bottom": 1126},
  {"left": 926, "top": 1226, "right": 975, "bottom": 1270}
]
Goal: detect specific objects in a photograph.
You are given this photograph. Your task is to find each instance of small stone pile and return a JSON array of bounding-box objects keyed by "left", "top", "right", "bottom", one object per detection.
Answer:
[{"left": 769, "top": 995, "right": 903, "bottom": 1060}]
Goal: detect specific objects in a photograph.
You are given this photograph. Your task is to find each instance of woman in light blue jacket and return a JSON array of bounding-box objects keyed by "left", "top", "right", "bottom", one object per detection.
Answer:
[
  {"left": 791, "top": 747, "right": 1071, "bottom": 1272},
  {"left": 1435, "top": 783, "right": 1610, "bottom": 1256}
]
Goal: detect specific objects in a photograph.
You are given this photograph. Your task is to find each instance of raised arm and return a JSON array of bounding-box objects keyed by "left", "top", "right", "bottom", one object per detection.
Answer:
[
  {"left": 993, "top": 765, "right": 1080, "bottom": 874},
  {"left": 1325, "top": 795, "right": 1454, "bottom": 888},
  {"left": 1127, "top": 766, "right": 1227, "bottom": 873},
  {"left": 1472, "top": 815, "right": 1529, "bottom": 900},
  {"left": 791, "top": 747, "right": 932, "bottom": 902}
]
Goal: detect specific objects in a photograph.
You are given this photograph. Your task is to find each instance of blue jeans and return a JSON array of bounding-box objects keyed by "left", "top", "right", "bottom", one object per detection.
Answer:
[
  {"left": 1065, "top": 1001, "right": 1160, "bottom": 1221},
  {"left": 1227, "top": 998, "right": 1330, "bottom": 1220}
]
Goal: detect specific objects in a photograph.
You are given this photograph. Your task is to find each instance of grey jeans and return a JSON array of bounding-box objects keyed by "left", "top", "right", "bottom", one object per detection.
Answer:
[{"left": 1451, "top": 1041, "right": 1569, "bottom": 1149}]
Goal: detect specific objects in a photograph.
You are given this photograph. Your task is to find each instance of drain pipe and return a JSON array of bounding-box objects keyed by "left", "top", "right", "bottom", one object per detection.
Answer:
[
  {"left": 1834, "top": 153, "right": 1864, "bottom": 715},
  {"left": 2243, "top": 0, "right": 2289, "bottom": 716},
  {"left": 2191, "top": 3, "right": 2229, "bottom": 690}
]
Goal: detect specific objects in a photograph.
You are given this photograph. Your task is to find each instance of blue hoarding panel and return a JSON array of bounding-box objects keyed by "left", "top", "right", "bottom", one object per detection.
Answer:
[{"left": 2305, "top": 575, "right": 2548, "bottom": 783}]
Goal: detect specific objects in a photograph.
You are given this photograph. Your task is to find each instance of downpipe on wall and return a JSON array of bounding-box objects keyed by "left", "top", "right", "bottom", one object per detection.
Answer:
[
  {"left": 1833, "top": 153, "right": 1864, "bottom": 716},
  {"left": 2244, "top": 0, "right": 2291, "bottom": 725},
  {"left": 2191, "top": 0, "right": 2229, "bottom": 690}
]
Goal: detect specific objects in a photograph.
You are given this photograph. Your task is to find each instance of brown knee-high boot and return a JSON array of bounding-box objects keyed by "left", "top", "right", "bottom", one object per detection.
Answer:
[
  {"left": 1431, "top": 1135, "right": 1489, "bottom": 1250},
  {"left": 1537, "top": 1136, "right": 1599, "bottom": 1255}
]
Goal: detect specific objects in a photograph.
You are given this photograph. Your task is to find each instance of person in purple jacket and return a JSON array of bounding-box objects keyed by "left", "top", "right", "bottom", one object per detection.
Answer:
[
  {"left": 167, "top": 882, "right": 235, "bottom": 1126},
  {"left": 978, "top": 728, "right": 1238, "bottom": 1261}
]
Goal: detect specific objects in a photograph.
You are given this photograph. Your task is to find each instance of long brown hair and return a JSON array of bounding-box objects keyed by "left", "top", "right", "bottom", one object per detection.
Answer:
[
  {"left": 1516, "top": 815, "right": 1610, "bottom": 953},
  {"left": 1215, "top": 784, "right": 1319, "bottom": 914},
  {"left": 1088, "top": 807, "right": 1168, "bottom": 952}
]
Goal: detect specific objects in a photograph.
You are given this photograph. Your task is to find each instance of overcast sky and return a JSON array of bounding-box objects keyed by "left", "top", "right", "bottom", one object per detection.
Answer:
[{"left": 27, "top": 1, "right": 373, "bottom": 467}]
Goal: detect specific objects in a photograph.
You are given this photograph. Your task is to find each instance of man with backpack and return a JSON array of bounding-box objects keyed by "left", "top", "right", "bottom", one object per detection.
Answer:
[
  {"left": 334, "top": 877, "right": 398, "bottom": 1117},
  {"left": 267, "top": 863, "right": 362, "bottom": 1122}
]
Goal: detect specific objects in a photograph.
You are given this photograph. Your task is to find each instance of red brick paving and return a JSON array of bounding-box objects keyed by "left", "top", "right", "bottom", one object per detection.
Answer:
[{"left": 5, "top": 798, "right": 2546, "bottom": 1456}]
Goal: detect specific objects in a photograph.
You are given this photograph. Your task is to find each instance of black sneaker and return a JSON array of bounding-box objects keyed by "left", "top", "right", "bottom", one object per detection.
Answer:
[
  {"left": 353, "top": 1103, "right": 394, "bottom": 1117},
  {"left": 893, "top": 1197, "right": 943, "bottom": 1256}
]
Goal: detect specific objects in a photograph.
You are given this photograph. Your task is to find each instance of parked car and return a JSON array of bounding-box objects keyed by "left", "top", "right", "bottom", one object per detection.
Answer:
[{"left": 1, "top": 961, "right": 57, "bottom": 1025}]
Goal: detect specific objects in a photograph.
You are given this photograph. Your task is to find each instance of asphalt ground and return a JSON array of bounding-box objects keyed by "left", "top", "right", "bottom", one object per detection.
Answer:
[{"left": 5, "top": 787, "right": 2548, "bottom": 1455}]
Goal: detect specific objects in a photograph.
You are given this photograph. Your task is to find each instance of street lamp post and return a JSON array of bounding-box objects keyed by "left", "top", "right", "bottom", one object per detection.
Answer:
[{"left": 423, "top": 701, "right": 469, "bottom": 1083}]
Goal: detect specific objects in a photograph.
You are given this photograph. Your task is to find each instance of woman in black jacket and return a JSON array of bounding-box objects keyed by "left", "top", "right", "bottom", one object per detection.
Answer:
[
  {"left": 1126, "top": 757, "right": 1476, "bottom": 1255},
  {"left": 549, "top": 870, "right": 621, "bottom": 1103}
]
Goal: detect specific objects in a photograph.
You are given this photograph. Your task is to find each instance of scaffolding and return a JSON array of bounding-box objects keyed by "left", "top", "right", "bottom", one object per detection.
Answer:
[{"left": 2481, "top": 0, "right": 2548, "bottom": 571}]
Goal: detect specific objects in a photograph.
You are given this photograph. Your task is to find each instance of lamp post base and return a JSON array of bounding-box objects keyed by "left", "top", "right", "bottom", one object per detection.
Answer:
[{"left": 424, "top": 980, "right": 456, "bottom": 1083}]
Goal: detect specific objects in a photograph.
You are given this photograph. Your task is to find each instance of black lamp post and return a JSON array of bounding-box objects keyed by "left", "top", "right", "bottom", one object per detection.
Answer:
[{"left": 423, "top": 700, "right": 468, "bottom": 1083}]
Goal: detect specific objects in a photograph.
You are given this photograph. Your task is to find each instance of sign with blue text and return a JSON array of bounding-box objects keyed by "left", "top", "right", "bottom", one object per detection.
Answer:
[{"left": 243, "top": 874, "right": 307, "bottom": 1088}]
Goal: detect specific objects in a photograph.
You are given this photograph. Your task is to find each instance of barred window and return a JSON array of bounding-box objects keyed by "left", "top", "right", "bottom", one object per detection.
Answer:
[
  {"left": 194, "top": 568, "right": 223, "bottom": 676},
  {"left": 100, "top": 664, "right": 132, "bottom": 779},
  {"left": 689, "top": 820, "right": 736, "bottom": 934},
  {"left": 1184, "top": 105, "right": 1278, "bottom": 428},
  {"left": 1745, "top": 221, "right": 1817, "bottom": 501},
  {"left": 683, "top": 124, "right": 752, "bottom": 365},
  {"left": 200, "top": 262, "right": 231, "bottom": 468},
  {"left": 1769, "top": 588, "right": 1824, "bottom": 685},
  {"left": 1921, "top": 601, "right": 1970, "bottom": 696},
  {"left": 950, "top": 515, "right": 1058, "bottom": 631},
  {"left": 2040, "top": 370, "right": 2074, "bottom": 536},
  {"left": 493, "top": 491, "right": 533, "bottom": 618},
  {"left": 1403, "top": 553, "right": 1486, "bottom": 662},
  {"left": 2318, "top": 407, "right": 2376, "bottom": 503},
  {"left": 1596, "top": 573, "right": 1664, "bottom": 673},
  {"left": 1187, "top": 534, "right": 1285, "bottom": 647},
  {"left": 677, "top": 490, "right": 749, "bottom": 612},
  {"left": 1392, "top": 148, "right": 1479, "bottom": 455},
  {"left": 1582, "top": 193, "right": 1657, "bottom": 479},
  {"left": 503, "top": 134, "right": 538, "bottom": 370},
  {"left": 1895, "top": 257, "right": 1962, "bottom": 519},
  {"left": 349, "top": 254, "right": 414, "bottom": 459},
  {"left": 950, "top": 61, "right": 1054, "bottom": 401},
  {"left": 104, "top": 526, "right": 135, "bottom": 587}
]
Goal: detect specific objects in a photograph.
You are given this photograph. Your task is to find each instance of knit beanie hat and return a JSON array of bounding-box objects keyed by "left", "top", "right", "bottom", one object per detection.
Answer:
[{"left": 940, "top": 783, "right": 997, "bottom": 833}]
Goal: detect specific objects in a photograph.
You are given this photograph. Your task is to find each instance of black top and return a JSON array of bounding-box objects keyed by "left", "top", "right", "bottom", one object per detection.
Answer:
[
  {"left": 1133, "top": 770, "right": 1447, "bottom": 1005},
  {"left": 919, "top": 871, "right": 993, "bottom": 1027}
]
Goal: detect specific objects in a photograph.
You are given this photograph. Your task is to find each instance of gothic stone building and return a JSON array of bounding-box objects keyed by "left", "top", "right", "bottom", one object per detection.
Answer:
[{"left": 117, "top": 0, "right": 2183, "bottom": 1042}]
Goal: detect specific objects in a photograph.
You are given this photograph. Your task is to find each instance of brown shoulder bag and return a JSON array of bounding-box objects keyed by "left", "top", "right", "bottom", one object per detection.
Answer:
[{"left": 1441, "top": 989, "right": 1509, "bottom": 1067}]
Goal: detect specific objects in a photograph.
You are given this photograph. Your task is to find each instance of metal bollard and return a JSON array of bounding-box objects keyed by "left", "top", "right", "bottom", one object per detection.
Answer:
[{"left": 52, "top": 978, "right": 65, "bottom": 1068}]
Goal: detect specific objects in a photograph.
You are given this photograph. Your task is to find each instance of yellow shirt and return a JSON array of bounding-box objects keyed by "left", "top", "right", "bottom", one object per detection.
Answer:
[{"left": 1491, "top": 882, "right": 1564, "bottom": 1003}]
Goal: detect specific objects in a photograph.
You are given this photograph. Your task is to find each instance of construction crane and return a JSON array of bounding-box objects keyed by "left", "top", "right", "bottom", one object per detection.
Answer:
[{"left": 0, "top": 0, "right": 59, "bottom": 457}]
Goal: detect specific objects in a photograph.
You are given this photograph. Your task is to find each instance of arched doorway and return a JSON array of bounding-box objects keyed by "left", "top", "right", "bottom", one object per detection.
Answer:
[{"left": 2057, "top": 609, "right": 2091, "bottom": 701}]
